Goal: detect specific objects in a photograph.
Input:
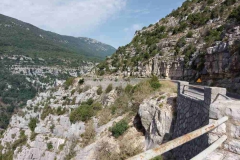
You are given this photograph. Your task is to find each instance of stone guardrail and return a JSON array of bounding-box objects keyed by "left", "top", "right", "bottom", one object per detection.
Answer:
[{"left": 128, "top": 81, "right": 231, "bottom": 160}]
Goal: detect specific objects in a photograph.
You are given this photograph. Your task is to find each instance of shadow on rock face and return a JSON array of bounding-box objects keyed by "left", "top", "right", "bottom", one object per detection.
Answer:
[{"left": 133, "top": 113, "right": 146, "bottom": 135}]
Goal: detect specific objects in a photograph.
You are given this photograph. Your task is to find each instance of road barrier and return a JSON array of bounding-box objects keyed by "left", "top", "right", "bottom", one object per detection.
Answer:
[{"left": 127, "top": 116, "right": 228, "bottom": 160}]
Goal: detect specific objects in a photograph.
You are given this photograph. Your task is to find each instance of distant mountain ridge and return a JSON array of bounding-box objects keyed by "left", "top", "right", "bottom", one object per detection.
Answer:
[
  {"left": 0, "top": 13, "right": 116, "bottom": 129},
  {"left": 0, "top": 14, "right": 116, "bottom": 65}
]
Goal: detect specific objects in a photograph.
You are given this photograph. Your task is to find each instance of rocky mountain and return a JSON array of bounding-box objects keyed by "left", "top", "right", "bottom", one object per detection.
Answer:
[
  {"left": 0, "top": 14, "right": 116, "bottom": 66},
  {"left": 0, "top": 77, "right": 177, "bottom": 160},
  {"left": 96, "top": 0, "right": 240, "bottom": 94}
]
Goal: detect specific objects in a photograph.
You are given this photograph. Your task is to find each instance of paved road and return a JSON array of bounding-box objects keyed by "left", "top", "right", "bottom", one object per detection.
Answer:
[
  {"left": 160, "top": 79, "right": 240, "bottom": 101},
  {"left": 84, "top": 77, "right": 240, "bottom": 100}
]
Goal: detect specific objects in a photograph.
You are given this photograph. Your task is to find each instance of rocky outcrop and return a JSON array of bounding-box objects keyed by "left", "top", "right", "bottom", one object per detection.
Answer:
[
  {"left": 0, "top": 55, "right": 97, "bottom": 91},
  {"left": 138, "top": 93, "right": 176, "bottom": 149},
  {"left": 204, "top": 149, "right": 240, "bottom": 160},
  {"left": 99, "top": 1, "right": 240, "bottom": 95},
  {"left": 114, "top": 25, "right": 240, "bottom": 94},
  {"left": 209, "top": 100, "right": 240, "bottom": 156}
]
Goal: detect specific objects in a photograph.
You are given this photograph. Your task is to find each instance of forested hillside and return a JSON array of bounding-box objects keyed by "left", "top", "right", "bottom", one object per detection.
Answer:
[
  {"left": 0, "top": 63, "right": 37, "bottom": 129},
  {"left": 0, "top": 14, "right": 116, "bottom": 66}
]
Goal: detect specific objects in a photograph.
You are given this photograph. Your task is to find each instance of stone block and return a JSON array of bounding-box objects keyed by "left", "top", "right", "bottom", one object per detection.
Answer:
[
  {"left": 226, "top": 104, "right": 240, "bottom": 122},
  {"left": 230, "top": 124, "right": 240, "bottom": 140},
  {"left": 224, "top": 139, "right": 240, "bottom": 155},
  {"left": 204, "top": 87, "right": 227, "bottom": 105},
  {"left": 210, "top": 119, "right": 226, "bottom": 134}
]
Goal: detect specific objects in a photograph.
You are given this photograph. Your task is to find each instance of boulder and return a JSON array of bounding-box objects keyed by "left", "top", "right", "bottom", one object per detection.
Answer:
[{"left": 138, "top": 96, "right": 175, "bottom": 149}]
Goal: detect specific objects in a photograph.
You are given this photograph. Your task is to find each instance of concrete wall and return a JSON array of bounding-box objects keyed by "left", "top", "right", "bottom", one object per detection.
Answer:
[{"left": 173, "top": 81, "right": 227, "bottom": 159}]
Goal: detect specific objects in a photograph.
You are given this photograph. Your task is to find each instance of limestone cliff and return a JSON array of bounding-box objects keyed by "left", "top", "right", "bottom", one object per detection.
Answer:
[
  {"left": 0, "top": 78, "right": 178, "bottom": 160},
  {"left": 97, "top": 0, "right": 240, "bottom": 94}
]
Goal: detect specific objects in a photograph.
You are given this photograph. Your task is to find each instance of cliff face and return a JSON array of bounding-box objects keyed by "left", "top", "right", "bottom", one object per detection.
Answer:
[
  {"left": 0, "top": 78, "right": 177, "bottom": 160},
  {"left": 97, "top": 0, "right": 240, "bottom": 94}
]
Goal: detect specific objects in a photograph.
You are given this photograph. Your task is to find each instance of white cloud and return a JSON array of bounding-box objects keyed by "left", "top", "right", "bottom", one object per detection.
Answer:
[
  {"left": 124, "top": 24, "right": 142, "bottom": 32},
  {"left": 0, "top": 0, "right": 126, "bottom": 36},
  {"left": 132, "top": 24, "right": 142, "bottom": 31}
]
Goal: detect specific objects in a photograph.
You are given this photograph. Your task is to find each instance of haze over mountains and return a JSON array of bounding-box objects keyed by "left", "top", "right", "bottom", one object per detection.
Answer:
[
  {"left": 0, "top": 14, "right": 116, "bottom": 65},
  {"left": 0, "top": 14, "right": 116, "bottom": 130}
]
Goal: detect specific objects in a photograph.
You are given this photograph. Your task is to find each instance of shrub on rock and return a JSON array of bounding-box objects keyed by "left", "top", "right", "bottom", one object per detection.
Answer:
[
  {"left": 28, "top": 118, "right": 38, "bottom": 132},
  {"left": 105, "top": 84, "right": 113, "bottom": 93},
  {"left": 110, "top": 120, "right": 129, "bottom": 138},
  {"left": 70, "top": 104, "right": 94, "bottom": 123},
  {"left": 97, "top": 85, "right": 103, "bottom": 95}
]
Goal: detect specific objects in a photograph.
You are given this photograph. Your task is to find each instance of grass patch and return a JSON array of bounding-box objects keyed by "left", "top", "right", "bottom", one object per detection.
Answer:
[
  {"left": 64, "top": 140, "right": 77, "bottom": 160},
  {"left": 97, "top": 85, "right": 103, "bottom": 95},
  {"left": 59, "top": 143, "right": 65, "bottom": 151},
  {"left": 71, "top": 89, "right": 76, "bottom": 95},
  {"left": 132, "top": 81, "right": 153, "bottom": 104},
  {"left": 118, "top": 134, "right": 143, "bottom": 159},
  {"left": 159, "top": 103, "right": 164, "bottom": 108},
  {"left": 96, "top": 134, "right": 143, "bottom": 160},
  {"left": 56, "top": 106, "right": 66, "bottom": 115},
  {"left": 125, "top": 84, "right": 134, "bottom": 95},
  {"left": 12, "top": 130, "right": 27, "bottom": 151},
  {"left": 28, "top": 118, "right": 38, "bottom": 132},
  {"left": 41, "top": 105, "right": 54, "bottom": 120},
  {"left": 81, "top": 120, "right": 96, "bottom": 147},
  {"left": 30, "top": 132, "right": 38, "bottom": 141},
  {"left": 64, "top": 77, "right": 75, "bottom": 90},
  {"left": 97, "top": 108, "right": 112, "bottom": 126},
  {"left": 96, "top": 141, "right": 119, "bottom": 160},
  {"left": 0, "top": 150, "right": 14, "bottom": 160},
  {"left": 159, "top": 81, "right": 177, "bottom": 93}
]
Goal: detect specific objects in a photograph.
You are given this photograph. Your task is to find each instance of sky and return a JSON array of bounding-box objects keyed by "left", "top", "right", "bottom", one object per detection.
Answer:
[{"left": 0, "top": 0, "right": 185, "bottom": 48}]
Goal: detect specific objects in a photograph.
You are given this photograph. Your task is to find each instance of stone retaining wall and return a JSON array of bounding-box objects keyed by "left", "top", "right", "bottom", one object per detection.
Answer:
[{"left": 173, "top": 81, "right": 227, "bottom": 159}]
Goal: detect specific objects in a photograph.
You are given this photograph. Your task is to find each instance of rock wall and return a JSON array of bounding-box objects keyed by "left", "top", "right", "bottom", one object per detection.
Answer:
[
  {"left": 172, "top": 81, "right": 228, "bottom": 159},
  {"left": 122, "top": 48, "right": 240, "bottom": 79},
  {"left": 116, "top": 26, "right": 240, "bottom": 94},
  {"left": 134, "top": 80, "right": 240, "bottom": 159},
  {"left": 0, "top": 78, "right": 147, "bottom": 160},
  {"left": 209, "top": 99, "right": 240, "bottom": 157},
  {"left": 122, "top": 56, "right": 185, "bottom": 79},
  {"left": 137, "top": 93, "right": 176, "bottom": 150}
]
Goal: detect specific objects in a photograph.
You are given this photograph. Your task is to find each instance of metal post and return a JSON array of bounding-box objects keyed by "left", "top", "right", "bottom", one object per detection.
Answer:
[
  {"left": 127, "top": 116, "right": 228, "bottom": 160},
  {"left": 190, "top": 135, "right": 227, "bottom": 160}
]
